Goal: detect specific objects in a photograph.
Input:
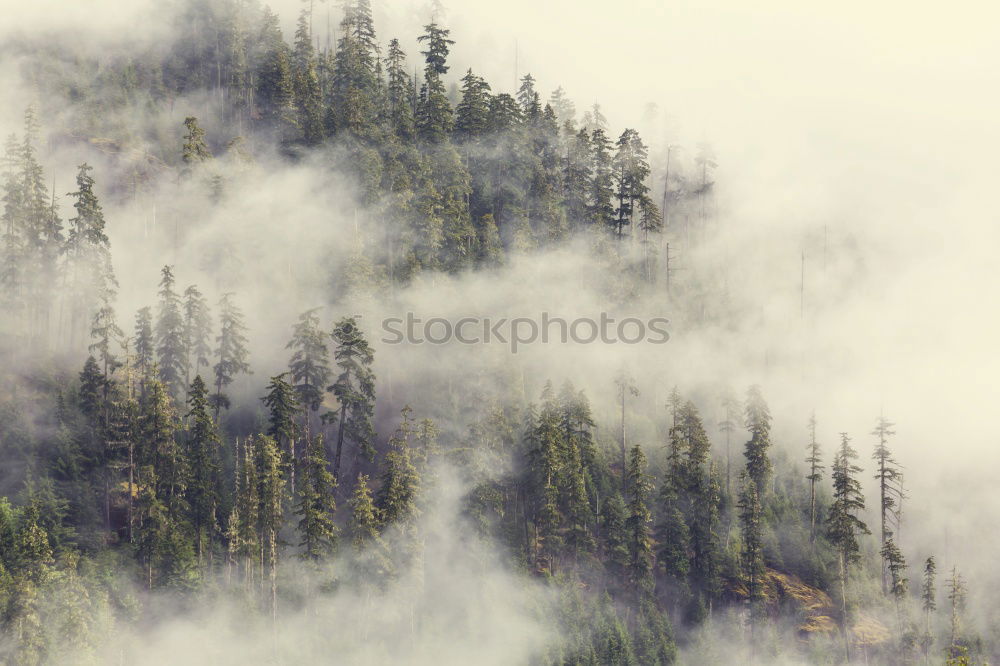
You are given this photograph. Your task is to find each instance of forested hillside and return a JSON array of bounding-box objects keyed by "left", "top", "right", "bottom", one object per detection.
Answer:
[{"left": 0, "top": 1, "right": 992, "bottom": 664}]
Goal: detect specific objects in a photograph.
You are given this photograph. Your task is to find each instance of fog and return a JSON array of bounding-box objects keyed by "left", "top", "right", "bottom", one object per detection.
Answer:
[{"left": 1, "top": 0, "right": 998, "bottom": 660}]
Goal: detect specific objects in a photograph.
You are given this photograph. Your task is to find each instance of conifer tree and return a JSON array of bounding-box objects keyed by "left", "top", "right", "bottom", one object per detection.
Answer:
[
  {"left": 326, "top": 316, "right": 376, "bottom": 480},
  {"left": 743, "top": 385, "right": 772, "bottom": 498},
  {"left": 826, "top": 432, "right": 870, "bottom": 661},
  {"left": 182, "top": 285, "right": 211, "bottom": 387},
  {"left": 587, "top": 129, "right": 615, "bottom": 228},
  {"left": 155, "top": 265, "right": 186, "bottom": 399},
  {"left": 252, "top": 434, "right": 285, "bottom": 619},
  {"left": 262, "top": 373, "right": 300, "bottom": 492},
  {"left": 601, "top": 493, "right": 630, "bottom": 591},
  {"left": 805, "top": 412, "right": 824, "bottom": 541},
  {"left": 872, "top": 414, "right": 903, "bottom": 594},
  {"left": 921, "top": 556, "right": 937, "bottom": 655},
  {"left": 64, "top": 163, "right": 113, "bottom": 347},
  {"left": 946, "top": 566, "right": 966, "bottom": 660},
  {"left": 292, "top": 10, "right": 325, "bottom": 145},
  {"left": 376, "top": 406, "right": 421, "bottom": 526},
  {"left": 383, "top": 39, "right": 415, "bottom": 140},
  {"left": 295, "top": 434, "right": 338, "bottom": 561},
  {"left": 254, "top": 9, "right": 297, "bottom": 142},
  {"left": 737, "top": 472, "right": 765, "bottom": 637},
  {"left": 185, "top": 375, "right": 220, "bottom": 566},
  {"left": 181, "top": 117, "right": 212, "bottom": 177},
  {"left": 880, "top": 537, "right": 908, "bottom": 629},
  {"left": 286, "top": 308, "right": 331, "bottom": 426},
  {"left": 134, "top": 307, "right": 154, "bottom": 389},
  {"left": 624, "top": 445, "right": 654, "bottom": 600},
  {"left": 415, "top": 23, "right": 455, "bottom": 143},
  {"left": 212, "top": 292, "right": 251, "bottom": 417},
  {"left": 610, "top": 128, "right": 652, "bottom": 238}
]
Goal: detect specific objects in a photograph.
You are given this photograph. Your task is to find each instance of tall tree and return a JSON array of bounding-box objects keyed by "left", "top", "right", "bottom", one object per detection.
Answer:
[
  {"left": 326, "top": 316, "right": 376, "bottom": 481},
  {"left": 826, "top": 432, "right": 870, "bottom": 662},
  {"left": 182, "top": 285, "right": 212, "bottom": 388},
  {"left": 64, "top": 163, "right": 113, "bottom": 347},
  {"left": 295, "top": 434, "right": 338, "bottom": 562},
  {"left": 184, "top": 375, "right": 220, "bottom": 567},
  {"left": 624, "top": 445, "right": 654, "bottom": 600},
  {"left": 262, "top": 373, "right": 300, "bottom": 493},
  {"left": 286, "top": 308, "right": 331, "bottom": 429},
  {"left": 872, "top": 414, "right": 903, "bottom": 595},
  {"left": 743, "top": 385, "right": 772, "bottom": 498},
  {"left": 181, "top": 117, "right": 213, "bottom": 177},
  {"left": 211, "top": 292, "right": 251, "bottom": 418},
  {"left": 805, "top": 412, "right": 824, "bottom": 541},
  {"left": 155, "top": 266, "right": 186, "bottom": 399},
  {"left": 737, "top": 471, "right": 765, "bottom": 642},
  {"left": 415, "top": 22, "right": 455, "bottom": 143}
]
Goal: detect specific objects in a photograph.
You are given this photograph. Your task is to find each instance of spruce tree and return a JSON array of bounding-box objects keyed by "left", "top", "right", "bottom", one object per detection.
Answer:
[
  {"left": 286, "top": 307, "right": 331, "bottom": 424},
  {"left": 872, "top": 414, "right": 903, "bottom": 594},
  {"left": 376, "top": 406, "right": 421, "bottom": 526},
  {"left": 326, "top": 316, "right": 376, "bottom": 480},
  {"left": 921, "top": 556, "right": 937, "bottom": 656},
  {"left": 826, "top": 432, "right": 870, "bottom": 661},
  {"left": 182, "top": 284, "right": 211, "bottom": 388},
  {"left": 805, "top": 412, "right": 824, "bottom": 541},
  {"left": 155, "top": 265, "right": 186, "bottom": 399},
  {"left": 211, "top": 292, "right": 251, "bottom": 417},
  {"left": 184, "top": 375, "right": 220, "bottom": 567},
  {"left": 64, "top": 163, "right": 113, "bottom": 347},
  {"left": 262, "top": 373, "right": 300, "bottom": 492},
  {"left": 181, "top": 117, "right": 212, "bottom": 177},
  {"left": 415, "top": 23, "right": 455, "bottom": 143},
  {"left": 737, "top": 472, "right": 765, "bottom": 637},
  {"left": 624, "top": 445, "right": 654, "bottom": 600},
  {"left": 295, "top": 434, "right": 338, "bottom": 561},
  {"left": 134, "top": 307, "right": 154, "bottom": 390},
  {"left": 743, "top": 385, "right": 772, "bottom": 498}
]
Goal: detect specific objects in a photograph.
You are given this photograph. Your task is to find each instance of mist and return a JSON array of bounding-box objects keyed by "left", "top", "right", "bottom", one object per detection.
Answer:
[{"left": 1, "top": 0, "right": 998, "bottom": 663}]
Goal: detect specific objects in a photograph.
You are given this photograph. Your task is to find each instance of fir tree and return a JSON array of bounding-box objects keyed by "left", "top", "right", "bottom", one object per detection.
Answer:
[
  {"left": 826, "top": 432, "right": 870, "bottom": 661},
  {"left": 182, "top": 284, "right": 211, "bottom": 388},
  {"left": 872, "top": 414, "right": 903, "bottom": 594},
  {"left": 211, "top": 292, "right": 251, "bottom": 417},
  {"left": 295, "top": 434, "right": 338, "bottom": 561},
  {"left": 737, "top": 472, "right": 765, "bottom": 637},
  {"left": 743, "top": 385, "right": 772, "bottom": 498},
  {"left": 326, "top": 316, "right": 376, "bottom": 480},
  {"left": 624, "top": 445, "right": 654, "bottom": 600},
  {"left": 181, "top": 117, "right": 212, "bottom": 177},
  {"left": 262, "top": 373, "right": 300, "bottom": 492},
  {"left": 184, "top": 375, "right": 220, "bottom": 566},
  {"left": 286, "top": 308, "right": 331, "bottom": 419},
  {"left": 376, "top": 406, "right": 421, "bottom": 526},
  {"left": 805, "top": 412, "right": 824, "bottom": 541},
  {"left": 155, "top": 265, "right": 186, "bottom": 399}
]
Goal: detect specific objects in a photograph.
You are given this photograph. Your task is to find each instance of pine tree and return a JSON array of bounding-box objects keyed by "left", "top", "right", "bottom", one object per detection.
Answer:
[
  {"left": 805, "top": 412, "right": 824, "bottom": 541},
  {"left": 286, "top": 308, "right": 331, "bottom": 422},
  {"left": 826, "top": 432, "right": 870, "bottom": 661},
  {"left": 872, "top": 414, "right": 903, "bottom": 595},
  {"left": 610, "top": 128, "right": 652, "bottom": 238},
  {"left": 383, "top": 39, "right": 415, "bottom": 140},
  {"left": 921, "top": 556, "right": 937, "bottom": 655},
  {"left": 155, "top": 265, "right": 186, "bottom": 399},
  {"left": 211, "top": 292, "right": 251, "bottom": 417},
  {"left": 184, "top": 375, "right": 220, "bottom": 567},
  {"left": 295, "top": 434, "right": 338, "bottom": 561},
  {"left": 254, "top": 434, "right": 285, "bottom": 618},
  {"left": 587, "top": 129, "right": 615, "bottom": 228},
  {"left": 743, "top": 385, "right": 772, "bottom": 498},
  {"left": 254, "top": 9, "right": 297, "bottom": 142},
  {"left": 624, "top": 445, "right": 654, "bottom": 600},
  {"left": 601, "top": 493, "right": 630, "bottom": 592},
  {"left": 416, "top": 23, "right": 455, "bottom": 143},
  {"left": 182, "top": 284, "right": 211, "bottom": 388},
  {"left": 330, "top": 0, "right": 380, "bottom": 138},
  {"left": 737, "top": 472, "right": 765, "bottom": 637},
  {"left": 880, "top": 537, "right": 908, "bottom": 629},
  {"left": 376, "top": 406, "right": 421, "bottom": 526},
  {"left": 64, "top": 163, "right": 113, "bottom": 347},
  {"left": 326, "top": 316, "right": 376, "bottom": 480},
  {"left": 134, "top": 307, "right": 154, "bottom": 388},
  {"left": 292, "top": 10, "right": 324, "bottom": 145},
  {"left": 181, "top": 117, "right": 212, "bottom": 178},
  {"left": 946, "top": 566, "right": 966, "bottom": 660},
  {"left": 262, "top": 373, "right": 300, "bottom": 492}
]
